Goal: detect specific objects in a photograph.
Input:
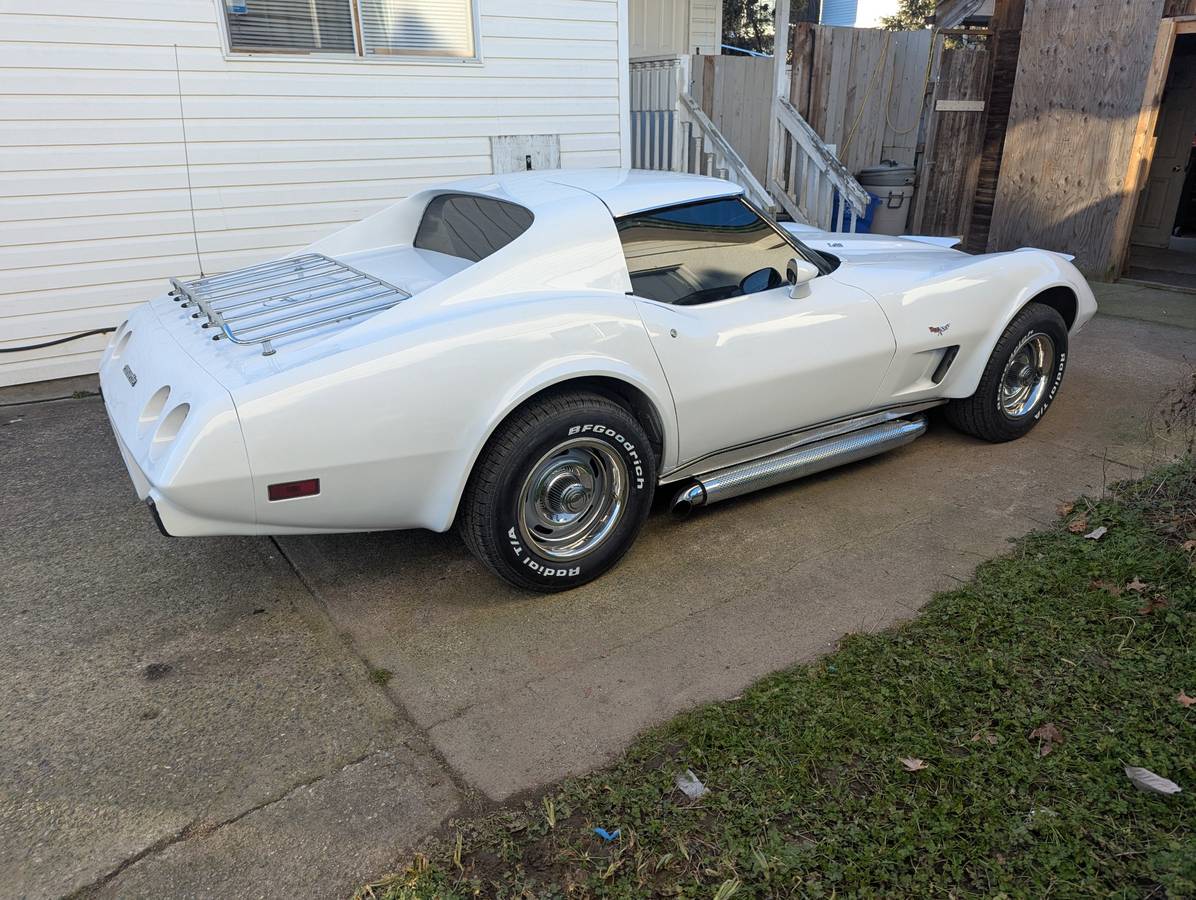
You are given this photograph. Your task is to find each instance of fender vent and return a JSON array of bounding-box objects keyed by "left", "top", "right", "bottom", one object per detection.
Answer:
[
  {"left": 932, "top": 345, "right": 960, "bottom": 384},
  {"left": 169, "top": 254, "right": 409, "bottom": 357}
]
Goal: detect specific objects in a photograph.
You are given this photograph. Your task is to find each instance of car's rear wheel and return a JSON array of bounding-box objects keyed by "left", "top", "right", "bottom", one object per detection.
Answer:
[
  {"left": 946, "top": 302, "right": 1069, "bottom": 442},
  {"left": 459, "top": 391, "right": 656, "bottom": 592}
]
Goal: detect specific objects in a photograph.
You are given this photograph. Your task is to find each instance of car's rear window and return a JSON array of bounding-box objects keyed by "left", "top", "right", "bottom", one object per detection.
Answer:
[{"left": 413, "top": 193, "right": 534, "bottom": 262}]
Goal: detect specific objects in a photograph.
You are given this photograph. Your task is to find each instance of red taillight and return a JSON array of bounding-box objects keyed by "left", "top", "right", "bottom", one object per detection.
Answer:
[{"left": 268, "top": 478, "right": 320, "bottom": 501}]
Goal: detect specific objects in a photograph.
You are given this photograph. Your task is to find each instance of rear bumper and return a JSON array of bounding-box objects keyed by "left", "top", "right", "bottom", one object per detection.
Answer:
[{"left": 99, "top": 305, "right": 259, "bottom": 536}]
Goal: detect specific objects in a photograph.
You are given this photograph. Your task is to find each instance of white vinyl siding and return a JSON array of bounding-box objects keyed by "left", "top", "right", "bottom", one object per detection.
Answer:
[
  {"left": 627, "top": 0, "right": 720, "bottom": 58},
  {"left": 687, "top": 0, "right": 720, "bottom": 55},
  {"left": 0, "top": 0, "right": 627, "bottom": 386}
]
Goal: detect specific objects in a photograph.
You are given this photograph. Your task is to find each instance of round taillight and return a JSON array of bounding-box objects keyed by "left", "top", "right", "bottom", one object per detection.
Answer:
[
  {"left": 139, "top": 385, "right": 171, "bottom": 428},
  {"left": 149, "top": 403, "right": 190, "bottom": 462},
  {"left": 112, "top": 328, "right": 133, "bottom": 360}
]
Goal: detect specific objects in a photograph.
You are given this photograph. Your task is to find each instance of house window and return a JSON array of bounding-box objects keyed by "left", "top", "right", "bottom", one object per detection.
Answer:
[{"left": 222, "top": 0, "right": 477, "bottom": 58}]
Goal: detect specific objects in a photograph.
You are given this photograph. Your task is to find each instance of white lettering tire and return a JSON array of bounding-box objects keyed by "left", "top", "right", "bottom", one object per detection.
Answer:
[{"left": 458, "top": 391, "right": 657, "bottom": 592}]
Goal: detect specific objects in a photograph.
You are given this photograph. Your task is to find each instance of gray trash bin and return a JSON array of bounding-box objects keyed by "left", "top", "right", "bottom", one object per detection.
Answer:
[{"left": 857, "top": 161, "right": 916, "bottom": 235}]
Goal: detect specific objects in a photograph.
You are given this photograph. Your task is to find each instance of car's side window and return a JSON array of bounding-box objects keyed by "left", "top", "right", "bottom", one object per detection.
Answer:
[
  {"left": 616, "top": 197, "right": 817, "bottom": 306},
  {"left": 414, "top": 193, "right": 534, "bottom": 263}
]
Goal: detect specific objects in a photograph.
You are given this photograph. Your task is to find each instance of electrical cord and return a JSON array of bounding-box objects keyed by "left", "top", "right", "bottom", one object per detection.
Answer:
[{"left": 0, "top": 327, "right": 116, "bottom": 354}]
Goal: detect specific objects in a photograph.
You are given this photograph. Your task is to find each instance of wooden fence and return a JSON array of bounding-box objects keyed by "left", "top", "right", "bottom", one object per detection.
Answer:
[
  {"left": 789, "top": 23, "right": 933, "bottom": 177},
  {"left": 688, "top": 54, "right": 774, "bottom": 184},
  {"left": 909, "top": 41, "right": 992, "bottom": 236}
]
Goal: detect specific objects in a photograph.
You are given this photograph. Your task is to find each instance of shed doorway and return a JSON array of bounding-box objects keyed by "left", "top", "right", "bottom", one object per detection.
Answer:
[{"left": 1126, "top": 33, "right": 1196, "bottom": 292}]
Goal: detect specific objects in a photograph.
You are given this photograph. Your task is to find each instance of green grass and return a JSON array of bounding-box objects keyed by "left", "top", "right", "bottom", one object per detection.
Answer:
[
  {"left": 368, "top": 667, "right": 394, "bottom": 687},
  {"left": 363, "top": 460, "right": 1196, "bottom": 899}
]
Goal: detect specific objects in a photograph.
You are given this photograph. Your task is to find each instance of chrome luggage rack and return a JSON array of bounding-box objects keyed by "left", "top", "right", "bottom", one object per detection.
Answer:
[{"left": 168, "top": 253, "right": 410, "bottom": 356}]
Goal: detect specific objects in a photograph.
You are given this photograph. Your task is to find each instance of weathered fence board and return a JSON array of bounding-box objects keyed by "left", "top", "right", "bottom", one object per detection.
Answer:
[
  {"left": 688, "top": 54, "right": 773, "bottom": 184},
  {"left": 789, "top": 23, "right": 933, "bottom": 176},
  {"left": 911, "top": 41, "right": 992, "bottom": 237}
]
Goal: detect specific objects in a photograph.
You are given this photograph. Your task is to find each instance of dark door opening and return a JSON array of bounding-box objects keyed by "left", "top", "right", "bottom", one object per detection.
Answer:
[{"left": 1126, "top": 34, "right": 1196, "bottom": 293}]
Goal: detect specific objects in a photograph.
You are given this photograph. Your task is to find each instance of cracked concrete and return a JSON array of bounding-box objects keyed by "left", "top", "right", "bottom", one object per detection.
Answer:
[
  {"left": 0, "top": 310, "right": 1192, "bottom": 898},
  {"left": 0, "top": 400, "right": 462, "bottom": 899}
]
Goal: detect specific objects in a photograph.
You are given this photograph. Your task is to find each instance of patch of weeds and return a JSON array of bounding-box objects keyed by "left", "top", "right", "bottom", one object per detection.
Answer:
[
  {"left": 360, "top": 458, "right": 1196, "bottom": 898},
  {"left": 368, "top": 667, "right": 394, "bottom": 687}
]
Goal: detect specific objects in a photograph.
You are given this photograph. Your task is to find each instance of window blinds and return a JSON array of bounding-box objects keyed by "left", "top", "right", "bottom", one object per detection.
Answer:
[
  {"left": 224, "top": 0, "right": 357, "bottom": 53},
  {"left": 358, "top": 0, "right": 475, "bottom": 57}
]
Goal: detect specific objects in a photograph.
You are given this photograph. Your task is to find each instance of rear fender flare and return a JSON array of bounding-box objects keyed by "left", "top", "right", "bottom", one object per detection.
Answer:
[{"left": 444, "top": 359, "right": 677, "bottom": 529}]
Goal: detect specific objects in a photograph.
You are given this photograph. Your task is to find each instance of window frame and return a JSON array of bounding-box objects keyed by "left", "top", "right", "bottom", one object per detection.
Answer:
[
  {"left": 214, "top": 0, "right": 483, "bottom": 66},
  {"left": 615, "top": 195, "right": 833, "bottom": 309}
]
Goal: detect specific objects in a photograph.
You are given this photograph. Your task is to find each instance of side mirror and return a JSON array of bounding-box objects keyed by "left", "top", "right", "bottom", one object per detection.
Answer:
[
  {"left": 739, "top": 267, "right": 784, "bottom": 295},
  {"left": 786, "top": 257, "right": 820, "bottom": 297}
]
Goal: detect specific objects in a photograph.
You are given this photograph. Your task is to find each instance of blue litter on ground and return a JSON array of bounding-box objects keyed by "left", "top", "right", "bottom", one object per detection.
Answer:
[{"left": 593, "top": 827, "right": 620, "bottom": 842}]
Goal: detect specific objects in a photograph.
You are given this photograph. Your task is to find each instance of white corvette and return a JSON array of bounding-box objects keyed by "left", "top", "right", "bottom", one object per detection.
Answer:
[{"left": 100, "top": 169, "right": 1096, "bottom": 591}]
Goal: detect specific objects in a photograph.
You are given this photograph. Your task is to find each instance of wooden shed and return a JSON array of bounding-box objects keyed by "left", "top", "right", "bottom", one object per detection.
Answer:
[{"left": 930, "top": 0, "right": 1196, "bottom": 288}]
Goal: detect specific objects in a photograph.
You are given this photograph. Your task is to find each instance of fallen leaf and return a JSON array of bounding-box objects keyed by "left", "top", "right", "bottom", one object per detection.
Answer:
[
  {"left": 1125, "top": 766, "right": 1182, "bottom": 795},
  {"left": 712, "top": 879, "right": 741, "bottom": 900},
  {"left": 1067, "top": 518, "right": 1089, "bottom": 534},
  {"left": 1057, "top": 502, "right": 1075, "bottom": 517},
  {"left": 1029, "top": 722, "right": 1064, "bottom": 757},
  {"left": 1177, "top": 690, "right": 1195, "bottom": 709},
  {"left": 1089, "top": 579, "right": 1123, "bottom": 596},
  {"left": 900, "top": 757, "right": 928, "bottom": 772},
  {"left": 1183, "top": 539, "right": 1196, "bottom": 553},
  {"left": 1139, "top": 595, "right": 1169, "bottom": 615},
  {"left": 1127, "top": 577, "right": 1148, "bottom": 593},
  {"left": 971, "top": 731, "right": 1000, "bottom": 745},
  {"left": 1084, "top": 526, "right": 1108, "bottom": 540}
]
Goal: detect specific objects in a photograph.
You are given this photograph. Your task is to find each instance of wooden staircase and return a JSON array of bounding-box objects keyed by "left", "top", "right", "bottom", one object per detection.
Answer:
[{"left": 629, "top": 55, "right": 871, "bottom": 232}]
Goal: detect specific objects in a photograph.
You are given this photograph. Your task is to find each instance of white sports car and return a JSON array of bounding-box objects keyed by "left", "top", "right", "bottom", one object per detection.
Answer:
[{"left": 100, "top": 169, "right": 1096, "bottom": 591}]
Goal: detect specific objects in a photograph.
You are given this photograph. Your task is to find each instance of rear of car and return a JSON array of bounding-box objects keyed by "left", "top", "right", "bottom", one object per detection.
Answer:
[
  {"left": 97, "top": 173, "right": 628, "bottom": 539},
  {"left": 98, "top": 308, "right": 256, "bottom": 535}
]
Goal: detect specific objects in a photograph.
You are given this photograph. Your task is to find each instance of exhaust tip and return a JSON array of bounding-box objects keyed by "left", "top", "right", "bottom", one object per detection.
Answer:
[{"left": 671, "top": 483, "right": 706, "bottom": 518}]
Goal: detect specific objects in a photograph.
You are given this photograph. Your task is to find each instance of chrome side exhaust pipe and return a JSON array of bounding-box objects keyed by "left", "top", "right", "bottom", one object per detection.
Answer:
[{"left": 671, "top": 416, "right": 927, "bottom": 517}]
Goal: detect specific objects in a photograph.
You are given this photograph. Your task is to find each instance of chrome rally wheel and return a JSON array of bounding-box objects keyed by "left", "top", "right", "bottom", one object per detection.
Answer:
[
  {"left": 517, "top": 439, "right": 629, "bottom": 561},
  {"left": 998, "top": 332, "right": 1056, "bottom": 419}
]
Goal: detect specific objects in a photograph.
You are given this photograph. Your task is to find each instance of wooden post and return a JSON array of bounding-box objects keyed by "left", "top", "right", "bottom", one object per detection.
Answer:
[{"left": 767, "top": 0, "right": 791, "bottom": 214}]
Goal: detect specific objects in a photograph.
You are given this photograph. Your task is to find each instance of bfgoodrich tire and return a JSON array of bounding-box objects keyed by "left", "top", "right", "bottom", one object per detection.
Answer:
[
  {"left": 946, "top": 302, "right": 1069, "bottom": 443},
  {"left": 458, "top": 391, "right": 657, "bottom": 592}
]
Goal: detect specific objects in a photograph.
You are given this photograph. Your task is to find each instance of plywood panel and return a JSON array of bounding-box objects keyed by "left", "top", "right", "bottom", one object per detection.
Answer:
[{"left": 987, "top": 0, "right": 1168, "bottom": 278}]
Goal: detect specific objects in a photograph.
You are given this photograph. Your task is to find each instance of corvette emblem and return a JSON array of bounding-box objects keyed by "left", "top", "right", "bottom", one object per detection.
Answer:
[{"left": 928, "top": 323, "right": 950, "bottom": 335}]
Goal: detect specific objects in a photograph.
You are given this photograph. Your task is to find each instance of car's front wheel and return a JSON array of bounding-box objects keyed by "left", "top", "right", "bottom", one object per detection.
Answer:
[
  {"left": 458, "top": 391, "right": 656, "bottom": 592},
  {"left": 946, "top": 302, "right": 1069, "bottom": 442}
]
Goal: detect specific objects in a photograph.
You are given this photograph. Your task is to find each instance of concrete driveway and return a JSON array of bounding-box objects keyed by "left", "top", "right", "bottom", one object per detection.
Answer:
[{"left": 1, "top": 306, "right": 1193, "bottom": 899}]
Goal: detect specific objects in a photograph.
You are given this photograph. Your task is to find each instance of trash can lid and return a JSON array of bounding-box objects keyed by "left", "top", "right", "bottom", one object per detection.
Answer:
[{"left": 857, "top": 160, "right": 915, "bottom": 186}]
